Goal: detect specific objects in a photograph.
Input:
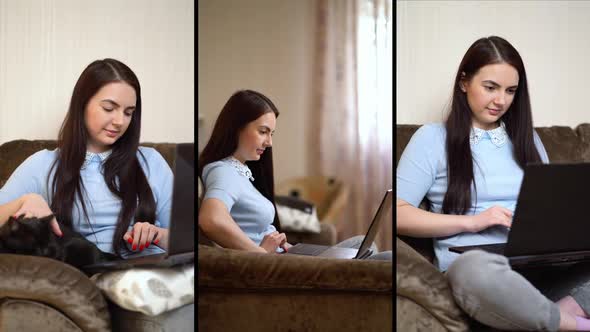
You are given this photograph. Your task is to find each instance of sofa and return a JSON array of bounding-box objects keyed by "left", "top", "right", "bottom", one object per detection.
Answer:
[
  {"left": 0, "top": 140, "right": 193, "bottom": 332},
  {"left": 396, "top": 123, "right": 590, "bottom": 331},
  {"left": 198, "top": 178, "right": 393, "bottom": 331}
]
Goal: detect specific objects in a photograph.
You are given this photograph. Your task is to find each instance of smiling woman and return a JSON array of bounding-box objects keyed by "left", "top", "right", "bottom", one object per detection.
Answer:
[
  {"left": 460, "top": 63, "right": 519, "bottom": 130},
  {"left": 396, "top": 36, "right": 590, "bottom": 331},
  {"left": 0, "top": 58, "right": 173, "bottom": 259},
  {"left": 85, "top": 82, "right": 137, "bottom": 153},
  {"left": 197, "top": 90, "right": 285, "bottom": 253}
]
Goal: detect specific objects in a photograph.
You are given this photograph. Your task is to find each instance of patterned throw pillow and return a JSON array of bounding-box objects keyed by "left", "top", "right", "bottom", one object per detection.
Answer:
[
  {"left": 275, "top": 195, "right": 321, "bottom": 233},
  {"left": 90, "top": 264, "right": 194, "bottom": 316}
]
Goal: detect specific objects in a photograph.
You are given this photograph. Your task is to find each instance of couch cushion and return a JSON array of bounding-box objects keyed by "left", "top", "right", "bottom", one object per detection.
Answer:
[
  {"left": 199, "top": 245, "right": 392, "bottom": 291},
  {"left": 110, "top": 301, "right": 194, "bottom": 332}
]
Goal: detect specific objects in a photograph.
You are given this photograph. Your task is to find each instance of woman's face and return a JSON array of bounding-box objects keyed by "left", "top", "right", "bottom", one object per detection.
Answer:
[
  {"left": 233, "top": 111, "right": 276, "bottom": 163},
  {"left": 85, "top": 82, "right": 136, "bottom": 153},
  {"left": 460, "top": 63, "right": 519, "bottom": 130}
]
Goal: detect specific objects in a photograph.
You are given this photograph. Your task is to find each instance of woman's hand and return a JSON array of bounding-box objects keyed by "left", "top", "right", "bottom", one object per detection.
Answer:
[
  {"left": 281, "top": 242, "right": 293, "bottom": 252},
  {"left": 259, "top": 231, "right": 287, "bottom": 253},
  {"left": 14, "top": 193, "right": 62, "bottom": 237},
  {"left": 469, "top": 205, "right": 513, "bottom": 233},
  {"left": 123, "top": 222, "right": 166, "bottom": 251}
]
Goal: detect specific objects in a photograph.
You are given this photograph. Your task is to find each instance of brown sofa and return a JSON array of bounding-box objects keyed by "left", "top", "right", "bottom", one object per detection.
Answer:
[
  {"left": 198, "top": 176, "right": 393, "bottom": 331},
  {"left": 0, "top": 140, "right": 193, "bottom": 332},
  {"left": 396, "top": 123, "right": 590, "bottom": 331}
]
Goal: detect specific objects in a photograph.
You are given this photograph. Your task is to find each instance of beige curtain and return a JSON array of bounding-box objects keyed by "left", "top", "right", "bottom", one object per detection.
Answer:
[{"left": 310, "top": 0, "right": 392, "bottom": 250}]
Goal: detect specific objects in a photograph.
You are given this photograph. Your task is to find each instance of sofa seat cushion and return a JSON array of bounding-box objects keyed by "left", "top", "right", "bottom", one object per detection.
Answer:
[
  {"left": 199, "top": 245, "right": 391, "bottom": 291},
  {"left": 109, "top": 301, "right": 194, "bottom": 332}
]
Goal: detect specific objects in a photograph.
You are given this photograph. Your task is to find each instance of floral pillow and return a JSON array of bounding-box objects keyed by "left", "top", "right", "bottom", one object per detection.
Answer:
[{"left": 91, "top": 264, "right": 194, "bottom": 316}]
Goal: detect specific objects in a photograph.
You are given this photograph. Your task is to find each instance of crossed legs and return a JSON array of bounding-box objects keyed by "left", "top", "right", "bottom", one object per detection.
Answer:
[{"left": 447, "top": 250, "right": 590, "bottom": 331}]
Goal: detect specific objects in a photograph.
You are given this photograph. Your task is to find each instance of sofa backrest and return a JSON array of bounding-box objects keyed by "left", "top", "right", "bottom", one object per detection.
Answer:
[
  {"left": 0, "top": 140, "right": 178, "bottom": 188},
  {"left": 397, "top": 124, "right": 590, "bottom": 166},
  {"left": 396, "top": 123, "right": 590, "bottom": 261}
]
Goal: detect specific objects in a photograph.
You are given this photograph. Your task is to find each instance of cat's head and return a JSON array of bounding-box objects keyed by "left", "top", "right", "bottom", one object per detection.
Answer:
[{"left": 0, "top": 215, "right": 55, "bottom": 252}]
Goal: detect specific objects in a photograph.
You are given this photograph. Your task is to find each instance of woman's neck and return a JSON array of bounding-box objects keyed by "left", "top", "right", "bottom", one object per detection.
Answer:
[{"left": 231, "top": 154, "right": 246, "bottom": 164}]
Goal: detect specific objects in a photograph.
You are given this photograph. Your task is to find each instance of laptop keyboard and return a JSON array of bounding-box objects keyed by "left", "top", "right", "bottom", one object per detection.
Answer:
[{"left": 289, "top": 244, "right": 328, "bottom": 256}]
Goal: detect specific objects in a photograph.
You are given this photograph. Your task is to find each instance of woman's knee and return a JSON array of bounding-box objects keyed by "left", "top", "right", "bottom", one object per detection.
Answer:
[
  {"left": 335, "top": 235, "right": 378, "bottom": 251},
  {"left": 447, "top": 250, "right": 510, "bottom": 298}
]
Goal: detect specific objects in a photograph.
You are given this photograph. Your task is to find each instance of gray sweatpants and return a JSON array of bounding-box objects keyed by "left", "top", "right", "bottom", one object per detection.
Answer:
[
  {"left": 335, "top": 235, "right": 392, "bottom": 260},
  {"left": 447, "top": 250, "right": 590, "bottom": 331}
]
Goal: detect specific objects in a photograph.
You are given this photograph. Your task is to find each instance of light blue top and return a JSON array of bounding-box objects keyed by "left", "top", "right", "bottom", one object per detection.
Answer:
[
  {"left": 0, "top": 147, "right": 173, "bottom": 258},
  {"left": 202, "top": 157, "right": 278, "bottom": 247},
  {"left": 396, "top": 123, "right": 550, "bottom": 271}
]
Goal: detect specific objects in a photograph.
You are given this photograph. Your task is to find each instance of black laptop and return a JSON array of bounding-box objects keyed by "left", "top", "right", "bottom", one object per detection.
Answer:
[
  {"left": 449, "top": 163, "right": 590, "bottom": 269},
  {"left": 286, "top": 189, "right": 392, "bottom": 259},
  {"left": 83, "top": 143, "right": 195, "bottom": 274}
]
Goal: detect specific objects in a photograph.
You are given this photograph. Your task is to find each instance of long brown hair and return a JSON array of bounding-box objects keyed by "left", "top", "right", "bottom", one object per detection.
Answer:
[
  {"left": 49, "top": 58, "right": 156, "bottom": 255},
  {"left": 198, "top": 90, "right": 281, "bottom": 230},
  {"left": 443, "top": 36, "right": 541, "bottom": 215}
]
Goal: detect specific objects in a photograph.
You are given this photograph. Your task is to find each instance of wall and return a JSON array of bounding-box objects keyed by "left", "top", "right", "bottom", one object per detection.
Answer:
[
  {"left": 198, "top": 0, "right": 315, "bottom": 184},
  {"left": 0, "top": 0, "right": 194, "bottom": 144},
  {"left": 397, "top": 1, "right": 590, "bottom": 128}
]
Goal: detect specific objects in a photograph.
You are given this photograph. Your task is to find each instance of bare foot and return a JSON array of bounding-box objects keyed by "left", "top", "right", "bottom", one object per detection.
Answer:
[
  {"left": 559, "top": 308, "right": 578, "bottom": 331},
  {"left": 558, "top": 295, "right": 588, "bottom": 318}
]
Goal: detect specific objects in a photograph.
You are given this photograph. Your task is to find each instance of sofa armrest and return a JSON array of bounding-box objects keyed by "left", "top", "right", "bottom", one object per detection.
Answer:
[
  {"left": 284, "top": 222, "right": 337, "bottom": 246},
  {"left": 396, "top": 237, "right": 470, "bottom": 332},
  {"left": 0, "top": 254, "right": 111, "bottom": 332},
  {"left": 198, "top": 245, "right": 391, "bottom": 292}
]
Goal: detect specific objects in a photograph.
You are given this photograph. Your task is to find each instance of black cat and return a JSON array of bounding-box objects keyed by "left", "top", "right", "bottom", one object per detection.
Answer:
[{"left": 0, "top": 214, "right": 119, "bottom": 269}]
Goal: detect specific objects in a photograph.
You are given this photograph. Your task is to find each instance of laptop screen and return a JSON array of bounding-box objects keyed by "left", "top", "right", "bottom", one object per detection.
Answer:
[
  {"left": 167, "top": 143, "right": 195, "bottom": 255},
  {"left": 355, "top": 189, "right": 392, "bottom": 258}
]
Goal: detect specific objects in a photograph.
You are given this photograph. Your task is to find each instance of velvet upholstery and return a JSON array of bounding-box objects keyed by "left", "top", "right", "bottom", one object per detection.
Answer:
[
  {"left": 0, "top": 299, "right": 82, "bottom": 332},
  {"left": 396, "top": 123, "right": 590, "bottom": 331},
  {"left": 198, "top": 245, "right": 392, "bottom": 331},
  {"left": 396, "top": 239, "right": 469, "bottom": 332},
  {"left": 0, "top": 139, "right": 192, "bottom": 332},
  {"left": 0, "top": 254, "right": 110, "bottom": 331},
  {"left": 198, "top": 171, "right": 391, "bottom": 330}
]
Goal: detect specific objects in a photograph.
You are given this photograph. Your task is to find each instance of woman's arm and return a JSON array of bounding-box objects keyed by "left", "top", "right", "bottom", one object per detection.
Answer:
[
  {"left": 0, "top": 194, "right": 62, "bottom": 236},
  {"left": 199, "top": 198, "right": 283, "bottom": 253},
  {"left": 397, "top": 198, "right": 513, "bottom": 238}
]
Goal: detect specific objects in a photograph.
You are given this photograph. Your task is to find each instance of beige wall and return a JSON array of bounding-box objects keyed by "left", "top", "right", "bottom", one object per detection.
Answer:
[
  {"left": 198, "top": 0, "right": 315, "bottom": 184},
  {"left": 0, "top": 0, "right": 194, "bottom": 145},
  {"left": 397, "top": 1, "right": 590, "bottom": 127}
]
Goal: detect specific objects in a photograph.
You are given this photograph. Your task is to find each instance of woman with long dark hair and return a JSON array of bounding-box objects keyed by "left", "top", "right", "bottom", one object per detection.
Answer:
[
  {"left": 0, "top": 58, "right": 173, "bottom": 257},
  {"left": 397, "top": 36, "right": 590, "bottom": 331},
  {"left": 199, "top": 90, "right": 392, "bottom": 259},
  {"left": 198, "top": 90, "right": 287, "bottom": 253}
]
